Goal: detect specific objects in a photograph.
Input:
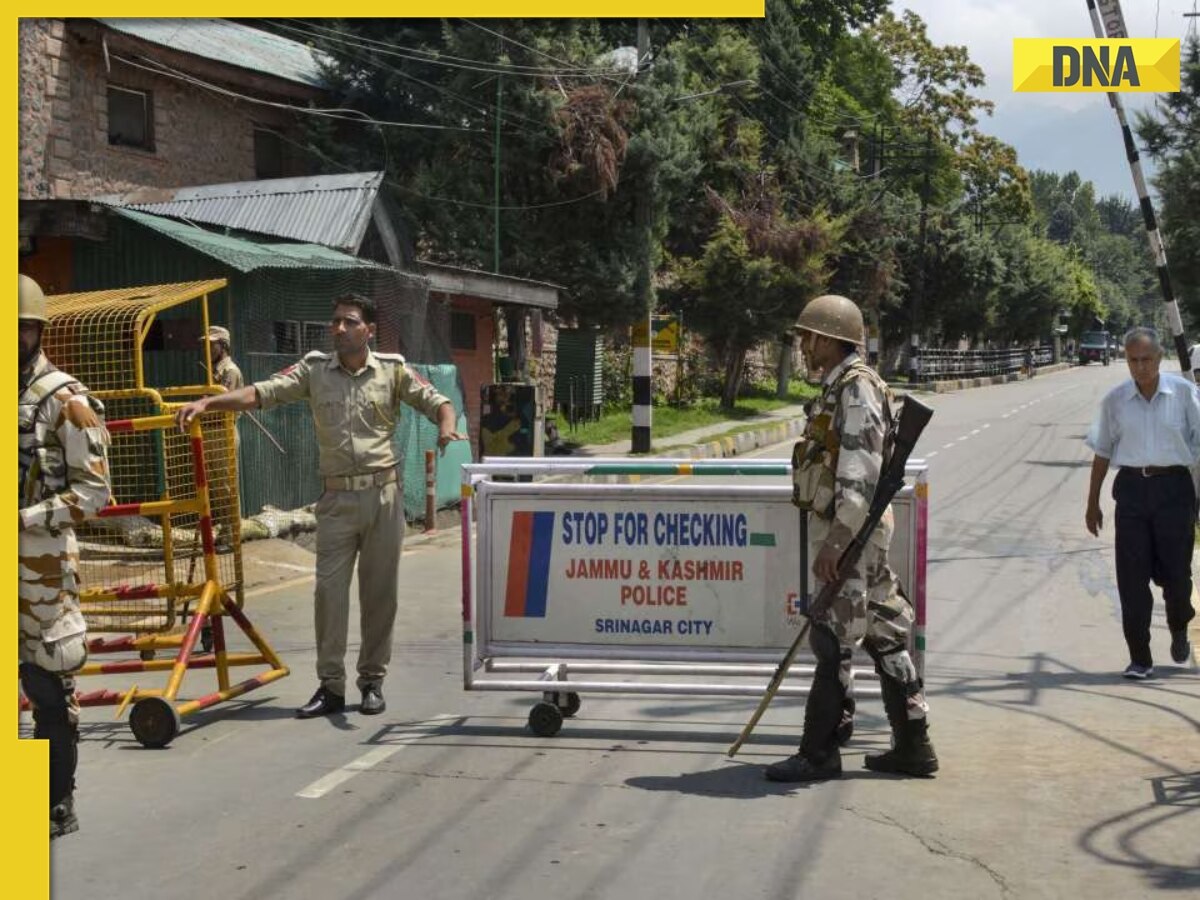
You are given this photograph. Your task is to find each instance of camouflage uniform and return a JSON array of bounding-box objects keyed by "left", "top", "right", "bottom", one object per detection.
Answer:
[
  {"left": 18, "top": 351, "right": 111, "bottom": 823},
  {"left": 254, "top": 349, "right": 450, "bottom": 698},
  {"left": 789, "top": 352, "right": 929, "bottom": 770}
]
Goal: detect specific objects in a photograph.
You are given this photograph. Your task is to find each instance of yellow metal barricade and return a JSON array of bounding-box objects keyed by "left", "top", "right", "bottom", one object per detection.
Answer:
[{"left": 20, "top": 281, "right": 289, "bottom": 747}]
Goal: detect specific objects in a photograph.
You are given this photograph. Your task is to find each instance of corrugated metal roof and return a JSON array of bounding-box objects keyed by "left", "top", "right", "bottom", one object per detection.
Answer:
[
  {"left": 95, "top": 18, "right": 327, "bottom": 88},
  {"left": 98, "top": 172, "right": 383, "bottom": 253},
  {"left": 419, "top": 261, "right": 560, "bottom": 310},
  {"left": 110, "top": 207, "right": 387, "bottom": 274}
]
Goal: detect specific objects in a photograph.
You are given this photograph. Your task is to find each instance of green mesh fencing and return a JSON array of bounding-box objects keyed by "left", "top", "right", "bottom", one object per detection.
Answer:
[{"left": 70, "top": 211, "right": 467, "bottom": 520}]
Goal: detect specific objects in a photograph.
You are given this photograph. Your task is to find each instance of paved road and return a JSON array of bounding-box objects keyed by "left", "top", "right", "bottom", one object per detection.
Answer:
[{"left": 48, "top": 363, "right": 1199, "bottom": 898}]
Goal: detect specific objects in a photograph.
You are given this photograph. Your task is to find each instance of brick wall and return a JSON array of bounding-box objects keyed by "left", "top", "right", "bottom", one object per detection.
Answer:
[{"left": 20, "top": 19, "right": 312, "bottom": 200}]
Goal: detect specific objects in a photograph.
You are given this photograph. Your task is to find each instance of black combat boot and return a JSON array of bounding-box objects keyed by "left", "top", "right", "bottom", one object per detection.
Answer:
[
  {"left": 864, "top": 718, "right": 939, "bottom": 777},
  {"left": 865, "top": 673, "right": 938, "bottom": 777},
  {"left": 766, "top": 630, "right": 846, "bottom": 783},
  {"left": 764, "top": 751, "right": 842, "bottom": 782}
]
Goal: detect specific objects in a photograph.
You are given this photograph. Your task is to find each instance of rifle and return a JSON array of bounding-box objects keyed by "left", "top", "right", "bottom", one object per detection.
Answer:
[{"left": 727, "top": 394, "right": 933, "bottom": 758}]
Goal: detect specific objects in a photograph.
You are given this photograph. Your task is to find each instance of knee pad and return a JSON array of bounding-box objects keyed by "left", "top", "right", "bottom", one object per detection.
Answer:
[{"left": 866, "top": 644, "right": 922, "bottom": 694}]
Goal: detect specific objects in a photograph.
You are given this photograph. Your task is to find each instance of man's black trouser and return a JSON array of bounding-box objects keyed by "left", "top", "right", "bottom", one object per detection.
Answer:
[
  {"left": 1113, "top": 468, "right": 1197, "bottom": 667},
  {"left": 19, "top": 662, "right": 78, "bottom": 808}
]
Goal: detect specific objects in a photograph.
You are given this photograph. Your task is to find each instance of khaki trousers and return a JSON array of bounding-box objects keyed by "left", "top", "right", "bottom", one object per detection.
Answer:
[{"left": 313, "top": 480, "right": 405, "bottom": 695}]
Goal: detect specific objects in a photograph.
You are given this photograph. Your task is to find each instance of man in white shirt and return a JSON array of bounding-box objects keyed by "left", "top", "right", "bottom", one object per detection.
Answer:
[{"left": 1085, "top": 327, "right": 1200, "bottom": 677}]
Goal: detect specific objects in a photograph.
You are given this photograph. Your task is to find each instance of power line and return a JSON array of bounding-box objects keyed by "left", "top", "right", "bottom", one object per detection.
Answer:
[
  {"left": 112, "top": 52, "right": 484, "bottom": 132},
  {"left": 282, "top": 17, "right": 612, "bottom": 75},
  {"left": 458, "top": 17, "right": 632, "bottom": 83},
  {"left": 269, "top": 18, "right": 619, "bottom": 81},
  {"left": 267, "top": 22, "right": 555, "bottom": 138}
]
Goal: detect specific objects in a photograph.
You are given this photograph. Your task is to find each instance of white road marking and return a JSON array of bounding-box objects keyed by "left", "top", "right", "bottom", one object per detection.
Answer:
[
  {"left": 957, "top": 435, "right": 970, "bottom": 441},
  {"left": 926, "top": 450, "right": 939, "bottom": 458},
  {"left": 942, "top": 443, "right": 956, "bottom": 449},
  {"left": 981, "top": 423, "right": 990, "bottom": 429},
  {"left": 970, "top": 429, "right": 981, "bottom": 436},
  {"left": 296, "top": 714, "right": 456, "bottom": 799}
]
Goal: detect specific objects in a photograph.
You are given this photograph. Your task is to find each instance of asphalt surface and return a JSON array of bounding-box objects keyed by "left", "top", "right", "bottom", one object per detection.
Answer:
[{"left": 43, "top": 362, "right": 1200, "bottom": 899}]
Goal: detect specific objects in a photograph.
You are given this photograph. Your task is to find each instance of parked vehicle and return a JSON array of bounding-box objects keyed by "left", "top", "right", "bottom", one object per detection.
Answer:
[{"left": 1079, "top": 330, "right": 1111, "bottom": 366}]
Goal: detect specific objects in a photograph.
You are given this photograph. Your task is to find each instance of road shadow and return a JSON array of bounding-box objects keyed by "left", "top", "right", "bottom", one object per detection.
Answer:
[
  {"left": 1078, "top": 772, "right": 1200, "bottom": 890},
  {"left": 624, "top": 760, "right": 897, "bottom": 798}
]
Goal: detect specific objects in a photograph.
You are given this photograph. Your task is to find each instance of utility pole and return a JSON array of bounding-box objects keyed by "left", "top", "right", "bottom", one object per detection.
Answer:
[
  {"left": 630, "top": 19, "right": 653, "bottom": 452},
  {"left": 494, "top": 73, "right": 502, "bottom": 274},
  {"left": 909, "top": 130, "right": 933, "bottom": 382},
  {"left": 1085, "top": 0, "right": 1193, "bottom": 380}
]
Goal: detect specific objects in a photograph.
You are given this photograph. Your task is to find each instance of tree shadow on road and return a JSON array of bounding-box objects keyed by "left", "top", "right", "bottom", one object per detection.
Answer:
[{"left": 1078, "top": 772, "right": 1200, "bottom": 890}]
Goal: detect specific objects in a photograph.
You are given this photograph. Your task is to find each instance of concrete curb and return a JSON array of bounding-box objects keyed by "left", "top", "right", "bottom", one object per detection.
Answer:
[
  {"left": 907, "top": 362, "right": 1072, "bottom": 394},
  {"left": 659, "top": 416, "right": 807, "bottom": 461}
]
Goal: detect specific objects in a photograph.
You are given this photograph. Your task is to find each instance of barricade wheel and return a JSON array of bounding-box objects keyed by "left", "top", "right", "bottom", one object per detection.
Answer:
[
  {"left": 201, "top": 626, "right": 214, "bottom": 653},
  {"left": 139, "top": 649, "right": 156, "bottom": 661},
  {"left": 528, "top": 701, "right": 564, "bottom": 737},
  {"left": 556, "top": 692, "right": 581, "bottom": 718},
  {"left": 130, "top": 697, "right": 181, "bottom": 749}
]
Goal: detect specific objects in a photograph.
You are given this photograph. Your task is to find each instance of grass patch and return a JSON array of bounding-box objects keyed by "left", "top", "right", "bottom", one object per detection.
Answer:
[{"left": 557, "top": 381, "right": 818, "bottom": 449}]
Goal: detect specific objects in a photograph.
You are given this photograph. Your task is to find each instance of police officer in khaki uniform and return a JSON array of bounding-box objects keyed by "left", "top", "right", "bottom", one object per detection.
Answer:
[
  {"left": 176, "top": 294, "right": 465, "bottom": 718},
  {"left": 766, "top": 294, "right": 937, "bottom": 782},
  {"left": 201, "top": 325, "right": 244, "bottom": 541},
  {"left": 18, "top": 274, "right": 112, "bottom": 838},
  {"left": 203, "top": 325, "right": 244, "bottom": 395}
]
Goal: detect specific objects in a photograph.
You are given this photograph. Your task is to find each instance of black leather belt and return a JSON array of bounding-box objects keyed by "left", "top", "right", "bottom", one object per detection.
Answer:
[{"left": 1129, "top": 465, "right": 1188, "bottom": 477}]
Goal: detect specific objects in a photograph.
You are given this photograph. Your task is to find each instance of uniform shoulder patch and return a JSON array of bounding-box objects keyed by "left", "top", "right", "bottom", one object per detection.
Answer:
[
  {"left": 406, "top": 365, "right": 433, "bottom": 388},
  {"left": 62, "top": 393, "right": 101, "bottom": 429},
  {"left": 303, "top": 350, "right": 330, "bottom": 363},
  {"left": 375, "top": 352, "right": 407, "bottom": 364}
]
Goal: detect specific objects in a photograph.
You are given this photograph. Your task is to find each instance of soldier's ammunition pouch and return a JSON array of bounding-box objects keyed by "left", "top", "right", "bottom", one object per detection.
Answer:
[{"left": 791, "top": 411, "right": 837, "bottom": 517}]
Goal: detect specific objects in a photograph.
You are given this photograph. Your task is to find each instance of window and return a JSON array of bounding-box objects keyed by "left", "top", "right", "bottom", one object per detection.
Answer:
[
  {"left": 302, "top": 321, "right": 328, "bottom": 353},
  {"left": 254, "top": 127, "right": 284, "bottom": 179},
  {"left": 273, "top": 320, "right": 330, "bottom": 355},
  {"left": 273, "top": 321, "right": 300, "bottom": 355},
  {"left": 108, "top": 85, "right": 154, "bottom": 151},
  {"left": 450, "top": 311, "right": 477, "bottom": 351}
]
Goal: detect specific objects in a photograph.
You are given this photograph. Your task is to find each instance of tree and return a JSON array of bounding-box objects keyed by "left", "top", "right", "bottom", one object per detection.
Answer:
[
  {"left": 1137, "top": 35, "right": 1200, "bottom": 324},
  {"left": 676, "top": 189, "right": 841, "bottom": 408}
]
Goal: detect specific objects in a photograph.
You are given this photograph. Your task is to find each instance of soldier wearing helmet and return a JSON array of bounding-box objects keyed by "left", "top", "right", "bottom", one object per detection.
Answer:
[
  {"left": 18, "top": 274, "right": 112, "bottom": 837},
  {"left": 765, "top": 294, "right": 938, "bottom": 782}
]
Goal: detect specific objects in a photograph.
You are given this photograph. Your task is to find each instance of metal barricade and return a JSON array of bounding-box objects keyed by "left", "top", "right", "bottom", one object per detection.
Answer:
[
  {"left": 459, "top": 457, "right": 929, "bottom": 738},
  {"left": 914, "top": 345, "right": 1052, "bottom": 380},
  {"left": 20, "top": 281, "right": 288, "bottom": 747}
]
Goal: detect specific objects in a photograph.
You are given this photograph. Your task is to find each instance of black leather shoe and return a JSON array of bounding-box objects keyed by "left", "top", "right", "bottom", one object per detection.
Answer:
[
  {"left": 296, "top": 686, "right": 345, "bottom": 719},
  {"left": 360, "top": 685, "right": 386, "bottom": 716}
]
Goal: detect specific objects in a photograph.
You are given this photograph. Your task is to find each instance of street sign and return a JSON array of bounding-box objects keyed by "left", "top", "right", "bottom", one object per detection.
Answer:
[{"left": 651, "top": 315, "right": 680, "bottom": 355}]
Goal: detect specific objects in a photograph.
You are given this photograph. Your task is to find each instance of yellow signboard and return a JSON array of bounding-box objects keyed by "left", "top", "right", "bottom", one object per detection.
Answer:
[
  {"left": 652, "top": 316, "right": 681, "bottom": 355},
  {"left": 1013, "top": 39, "right": 1179, "bottom": 93}
]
